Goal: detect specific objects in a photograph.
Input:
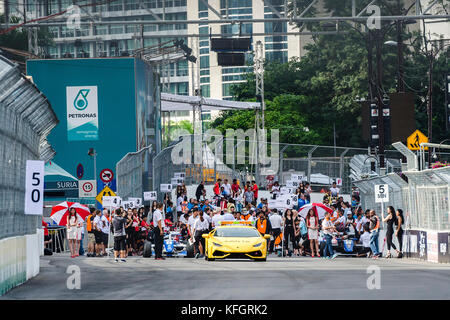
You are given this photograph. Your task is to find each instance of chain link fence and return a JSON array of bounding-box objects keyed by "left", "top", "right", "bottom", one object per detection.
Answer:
[
  {"left": 354, "top": 166, "right": 450, "bottom": 231},
  {"left": 151, "top": 134, "right": 405, "bottom": 195},
  {"left": 116, "top": 146, "right": 152, "bottom": 200},
  {"left": 0, "top": 56, "right": 58, "bottom": 241}
]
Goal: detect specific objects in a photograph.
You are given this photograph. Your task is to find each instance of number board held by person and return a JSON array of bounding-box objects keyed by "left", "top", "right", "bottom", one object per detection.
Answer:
[
  {"left": 96, "top": 185, "right": 116, "bottom": 205},
  {"left": 375, "top": 184, "right": 389, "bottom": 203}
]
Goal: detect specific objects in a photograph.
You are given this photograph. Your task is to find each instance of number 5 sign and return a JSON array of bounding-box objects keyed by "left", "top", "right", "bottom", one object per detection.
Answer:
[
  {"left": 25, "top": 160, "right": 44, "bottom": 215},
  {"left": 375, "top": 184, "right": 389, "bottom": 203}
]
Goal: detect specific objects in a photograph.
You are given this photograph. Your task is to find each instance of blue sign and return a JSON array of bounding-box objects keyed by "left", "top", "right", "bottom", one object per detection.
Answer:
[{"left": 77, "top": 163, "right": 84, "bottom": 179}]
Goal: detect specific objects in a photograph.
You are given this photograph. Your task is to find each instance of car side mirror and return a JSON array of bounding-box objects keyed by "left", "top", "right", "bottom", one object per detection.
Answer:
[
  {"left": 264, "top": 234, "right": 271, "bottom": 239},
  {"left": 202, "top": 234, "right": 209, "bottom": 239}
]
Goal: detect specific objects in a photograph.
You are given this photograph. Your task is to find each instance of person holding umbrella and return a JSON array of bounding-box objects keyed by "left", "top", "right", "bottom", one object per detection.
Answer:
[{"left": 66, "top": 207, "right": 82, "bottom": 258}]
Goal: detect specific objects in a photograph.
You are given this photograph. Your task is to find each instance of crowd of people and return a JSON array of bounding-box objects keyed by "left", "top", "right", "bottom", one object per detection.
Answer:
[{"left": 60, "top": 178, "right": 405, "bottom": 261}]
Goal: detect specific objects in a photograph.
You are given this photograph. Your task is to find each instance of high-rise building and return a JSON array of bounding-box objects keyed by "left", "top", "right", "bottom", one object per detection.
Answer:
[{"left": 5, "top": 1, "right": 315, "bottom": 109}]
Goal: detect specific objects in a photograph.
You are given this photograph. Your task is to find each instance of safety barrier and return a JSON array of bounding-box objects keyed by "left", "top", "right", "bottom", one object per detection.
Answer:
[{"left": 150, "top": 135, "right": 405, "bottom": 197}]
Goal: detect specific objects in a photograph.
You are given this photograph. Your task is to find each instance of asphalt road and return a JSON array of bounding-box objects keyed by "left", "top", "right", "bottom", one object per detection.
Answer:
[{"left": 2, "top": 253, "right": 449, "bottom": 300}]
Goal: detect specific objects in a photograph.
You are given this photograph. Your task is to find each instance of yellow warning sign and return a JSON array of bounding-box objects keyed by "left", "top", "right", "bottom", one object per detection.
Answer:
[
  {"left": 407, "top": 130, "right": 428, "bottom": 151},
  {"left": 96, "top": 185, "right": 116, "bottom": 205}
]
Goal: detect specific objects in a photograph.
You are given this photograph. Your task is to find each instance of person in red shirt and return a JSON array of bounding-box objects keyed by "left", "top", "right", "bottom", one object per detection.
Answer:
[
  {"left": 252, "top": 180, "right": 258, "bottom": 204},
  {"left": 231, "top": 179, "right": 240, "bottom": 197},
  {"left": 213, "top": 178, "right": 222, "bottom": 196}
]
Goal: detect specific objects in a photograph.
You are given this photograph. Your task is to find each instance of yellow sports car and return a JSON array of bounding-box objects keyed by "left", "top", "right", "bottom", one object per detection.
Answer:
[{"left": 202, "top": 221, "right": 270, "bottom": 261}]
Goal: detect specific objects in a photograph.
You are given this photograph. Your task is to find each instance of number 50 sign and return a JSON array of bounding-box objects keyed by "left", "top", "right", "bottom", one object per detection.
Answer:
[{"left": 25, "top": 160, "right": 45, "bottom": 215}]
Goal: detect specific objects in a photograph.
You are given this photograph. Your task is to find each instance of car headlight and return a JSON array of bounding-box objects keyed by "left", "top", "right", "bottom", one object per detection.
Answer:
[
  {"left": 213, "top": 242, "right": 222, "bottom": 247},
  {"left": 253, "top": 242, "right": 263, "bottom": 248}
]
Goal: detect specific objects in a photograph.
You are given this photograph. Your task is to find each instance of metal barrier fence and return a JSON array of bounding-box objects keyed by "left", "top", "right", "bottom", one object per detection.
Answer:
[
  {"left": 0, "top": 55, "right": 58, "bottom": 241},
  {"left": 116, "top": 146, "right": 152, "bottom": 201},
  {"left": 354, "top": 166, "right": 450, "bottom": 231},
  {"left": 150, "top": 135, "right": 407, "bottom": 196}
]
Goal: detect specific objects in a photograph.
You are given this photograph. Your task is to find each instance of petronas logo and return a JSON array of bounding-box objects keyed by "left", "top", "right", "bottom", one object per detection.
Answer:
[{"left": 73, "top": 89, "right": 90, "bottom": 110}]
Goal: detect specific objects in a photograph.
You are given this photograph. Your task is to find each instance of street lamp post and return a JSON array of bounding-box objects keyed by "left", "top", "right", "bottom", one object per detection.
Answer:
[{"left": 88, "top": 148, "right": 97, "bottom": 182}]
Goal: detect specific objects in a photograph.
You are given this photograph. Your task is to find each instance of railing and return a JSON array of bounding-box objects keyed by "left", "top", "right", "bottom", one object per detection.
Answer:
[
  {"left": 0, "top": 55, "right": 58, "bottom": 241},
  {"left": 354, "top": 166, "right": 450, "bottom": 231}
]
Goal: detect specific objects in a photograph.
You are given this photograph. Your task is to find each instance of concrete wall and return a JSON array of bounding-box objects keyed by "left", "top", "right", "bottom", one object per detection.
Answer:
[{"left": 0, "top": 229, "right": 43, "bottom": 296}]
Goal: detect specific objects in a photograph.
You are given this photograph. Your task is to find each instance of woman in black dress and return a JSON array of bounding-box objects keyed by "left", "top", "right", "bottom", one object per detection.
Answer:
[
  {"left": 283, "top": 209, "right": 296, "bottom": 257},
  {"left": 395, "top": 209, "right": 405, "bottom": 258},
  {"left": 382, "top": 206, "right": 397, "bottom": 258}
]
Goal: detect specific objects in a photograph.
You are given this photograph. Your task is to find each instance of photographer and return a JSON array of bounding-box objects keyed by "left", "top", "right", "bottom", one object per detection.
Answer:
[{"left": 112, "top": 208, "right": 127, "bottom": 262}]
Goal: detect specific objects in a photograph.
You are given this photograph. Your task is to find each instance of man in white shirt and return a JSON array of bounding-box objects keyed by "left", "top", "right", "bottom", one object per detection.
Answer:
[
  {"left": 188, "top": 210, "right": 199, "bottom": 237},
  {"left": 97, "top": 209, "right": 110, "bottom": 256},
  {"left": 222, "top": 210, "right": 235, "bottom": 221},
  {"left": 211, "top": 210, "right": 224, "bottom": 228},
  {"left": 193, "top": 212, "right": 210, "bottom": 258},
  {"left": 357, "top": 225, "right": 372, "bottom": 257},
  {"left": 222, "top": 179, "right": 232, "bottom": 196},
  {"left": 268, "top": 210, "right": 283, "bottom": 253},
  {"left": 152, "top": 203, "right": 166, "bottom": 260},
  {"left": 322, "top": 211, "right": 338, "bottom": 259},
  {"left": 330, "top": 182, "right": 340, "bottom": 197}
]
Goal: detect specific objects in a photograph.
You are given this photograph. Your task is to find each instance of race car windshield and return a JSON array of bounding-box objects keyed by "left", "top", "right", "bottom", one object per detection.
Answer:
[{"left": 215, "top": 228, "right": 261, "bottom": 238}]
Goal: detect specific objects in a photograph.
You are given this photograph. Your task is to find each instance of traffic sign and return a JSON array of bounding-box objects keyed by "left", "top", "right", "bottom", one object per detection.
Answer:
[
  {"left": 79, "top": 180, "right": 97, "bottom": 198},
  {"left": 76, "top": 163, "right": 84, "bottom": 179},
  {"left": 407, "top": 130, "right": 428, "bottom": 151},
  {"left": 375, "top": 184, "right": 389, "bottom": 203},
  {"left": 96, "top": 185, "right": 116, "bottom": 205},
  {"left": 100, "top": 168, "right": 114, "bottom": 183}
]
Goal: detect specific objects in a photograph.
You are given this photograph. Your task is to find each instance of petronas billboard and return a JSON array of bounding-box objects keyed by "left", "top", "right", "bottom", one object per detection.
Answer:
[{"left": 66, "top": 86, "right": 99, "bottom": 141}]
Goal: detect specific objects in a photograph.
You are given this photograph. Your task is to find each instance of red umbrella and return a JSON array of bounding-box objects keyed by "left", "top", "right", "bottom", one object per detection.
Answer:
[
  {"left": 50, "top": 201, "right": 90, "bottom": 226},
  {"left": 298, "top": 203, "right": 333, "bottom": 220}
]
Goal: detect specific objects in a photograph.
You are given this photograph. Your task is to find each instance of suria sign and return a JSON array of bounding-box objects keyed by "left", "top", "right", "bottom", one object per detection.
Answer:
[
  {"left": 66, "top": 86, "right": 99, "bottom": 141},
  {"left": 170, "top": 127, "right": 280, "bottom": 175}
]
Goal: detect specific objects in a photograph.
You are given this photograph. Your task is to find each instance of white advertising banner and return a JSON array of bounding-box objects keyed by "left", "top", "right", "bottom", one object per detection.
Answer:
[{"left": 66, "top": 86, "right": 99, "bottom": 141}]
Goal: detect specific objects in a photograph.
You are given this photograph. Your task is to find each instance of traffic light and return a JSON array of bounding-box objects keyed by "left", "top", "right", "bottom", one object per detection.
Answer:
[{"left": 174, "top": 39, "right": 196, "bottom": 63}]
